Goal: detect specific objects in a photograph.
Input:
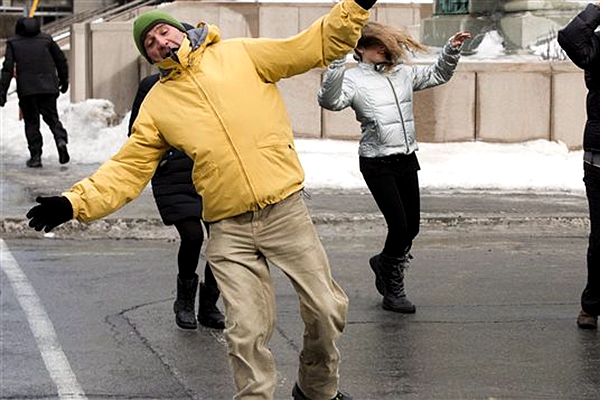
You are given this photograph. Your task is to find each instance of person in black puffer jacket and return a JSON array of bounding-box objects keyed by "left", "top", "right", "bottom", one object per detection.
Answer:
[
  {"left": 0, "top": 17, "right": 70, "bottom": 168},
  {"left": 128, "top": 73, "right": 225, "bottom": 330},
  {"left": 558, "top": 2, "right": 600, "bottom": 330}
]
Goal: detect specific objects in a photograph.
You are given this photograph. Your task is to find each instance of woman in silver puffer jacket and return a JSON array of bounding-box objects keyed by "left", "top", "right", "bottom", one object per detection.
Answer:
[{"left": 318, "top": 22, "right": 470, "bottom": 314}]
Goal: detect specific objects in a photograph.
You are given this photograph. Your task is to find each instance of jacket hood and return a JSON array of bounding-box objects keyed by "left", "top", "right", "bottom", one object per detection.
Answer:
[{"left": 15, "top": 17, "right": 40, "bottom": 37}]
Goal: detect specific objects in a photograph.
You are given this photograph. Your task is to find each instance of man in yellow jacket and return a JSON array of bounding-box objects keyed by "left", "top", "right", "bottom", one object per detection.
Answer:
[{"left": 26, "top": 1, "right": 375, "bottom": 399}]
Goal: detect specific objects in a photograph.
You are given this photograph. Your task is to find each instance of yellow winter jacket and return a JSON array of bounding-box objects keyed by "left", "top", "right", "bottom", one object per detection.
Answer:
[{"left": 63, "top": 0, "right": 369, "bottom": 222}]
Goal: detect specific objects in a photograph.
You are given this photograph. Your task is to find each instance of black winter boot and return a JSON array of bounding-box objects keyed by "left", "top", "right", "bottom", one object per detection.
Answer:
[
  {"left": 26, "top": 153, "right": 42, "bottom": 168},
  {"left": 56, "top": 140, "right": 70, "bottom": 164},
  {"left": 197, "top": 282, "right": 225, "bottom": 329},
  {"left": 173, "top": 274, "right": 198, "bottom": 329},
  {"left": 373, "top": 253, "right": 416, "bottom": 314}
]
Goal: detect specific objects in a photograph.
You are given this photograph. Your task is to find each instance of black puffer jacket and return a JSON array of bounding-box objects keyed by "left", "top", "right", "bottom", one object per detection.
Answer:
[
  {"left": 0, "top": 17, "right": 68, "bottom": 102},
  {"left": 558, "top": 4, "right": 600, "bottom": 152},
  {"left": 128, "top": 74, "right": 202, "bottom": 225}
]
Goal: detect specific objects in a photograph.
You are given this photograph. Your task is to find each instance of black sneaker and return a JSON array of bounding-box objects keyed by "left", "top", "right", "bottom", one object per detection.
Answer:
[
  {"left": 57, "top": 142, "right": 70, "bottom": 164},
  {"left": 292, "top": 383, "right": 352, "bottom": 400}
]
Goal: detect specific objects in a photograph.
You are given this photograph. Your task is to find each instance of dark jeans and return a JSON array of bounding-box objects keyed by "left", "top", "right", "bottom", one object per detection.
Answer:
[
  {"left": 174, "top": 217, "right": 217, "bottom": 288},
  {"left": 583, "top": 162, "right": 600, "bottom": 316},
  {"left": 359, "top": 152, "right": 420, "bottom": 258},
  {"left": 19, "top": 93, "right": 68, "bottom": 157}
]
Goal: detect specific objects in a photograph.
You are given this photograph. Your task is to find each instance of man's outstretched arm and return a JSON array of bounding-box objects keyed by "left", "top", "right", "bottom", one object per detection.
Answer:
[
  {"left": 244, "top": 0, "right": 372, "bottom": 82},
  {"left": 25, "top": 129, "right": 168, "bottom": 231}
]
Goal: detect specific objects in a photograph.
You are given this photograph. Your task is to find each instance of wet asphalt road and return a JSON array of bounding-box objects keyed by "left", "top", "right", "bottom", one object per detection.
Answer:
[
  {"left": 1, "top": 160, "right": 599, "bottom": 399},
  {"left": 2, "top": 217, "right": 599, "bottom": 400}
]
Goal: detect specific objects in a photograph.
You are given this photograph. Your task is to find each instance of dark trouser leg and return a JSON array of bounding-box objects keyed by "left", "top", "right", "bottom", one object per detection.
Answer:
[
  {"left": 19, "top": 95, "right": 43, "bottom": 158},
  {"left": 38, "top": 94, "right": 69, "bottom": 163},
  {"left": 583, "top": 163, "right": 600, "bottom": 316},
  {"left": 37, "top": 93, "right": 68, "bottom": 145}
]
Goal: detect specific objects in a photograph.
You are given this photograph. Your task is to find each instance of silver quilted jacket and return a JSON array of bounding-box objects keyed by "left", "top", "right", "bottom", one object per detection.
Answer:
[{"left": 318, "top": 42, "right": 462, "bottom": 158}]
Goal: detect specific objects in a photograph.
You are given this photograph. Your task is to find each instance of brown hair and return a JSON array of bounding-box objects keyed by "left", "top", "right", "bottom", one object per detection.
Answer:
[{"left": 355, "top": 22, "right": 428, "bottom": 69}]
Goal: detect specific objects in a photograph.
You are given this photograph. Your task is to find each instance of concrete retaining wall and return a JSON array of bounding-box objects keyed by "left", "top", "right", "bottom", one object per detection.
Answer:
[
  {"left": 69, "top": 1, "right": 587, "bottom": 149},
  {"left": 284, "top": 59, "right": 585, "bottom": 149},
  {"left": 70, "top": 1, "right": 430, "bottom": 114},
  {"left": 412, "top": 61, "right": 586, "bottom": 149}
]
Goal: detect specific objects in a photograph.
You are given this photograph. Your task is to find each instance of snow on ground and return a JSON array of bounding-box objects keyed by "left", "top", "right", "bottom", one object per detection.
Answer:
[
  {"left": 0, "top": 30, "right": 585, "bottom": 194},
  {"left": 0, "top": 88, "right": 585, "bottom": 194}
]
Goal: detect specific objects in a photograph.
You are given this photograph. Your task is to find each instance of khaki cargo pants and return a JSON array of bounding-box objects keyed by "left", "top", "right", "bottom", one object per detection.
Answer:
[{"left": 206, "top": 191, "right": 349, "bottom": 400}]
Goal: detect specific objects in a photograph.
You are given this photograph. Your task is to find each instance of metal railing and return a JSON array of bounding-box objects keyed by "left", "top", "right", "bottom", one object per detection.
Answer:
[
  {"left": 0, "top": 0, "right": 73, "bottom": 17},
  {"left": 43, "top": 0, "right": 160, "bottom": 37}
]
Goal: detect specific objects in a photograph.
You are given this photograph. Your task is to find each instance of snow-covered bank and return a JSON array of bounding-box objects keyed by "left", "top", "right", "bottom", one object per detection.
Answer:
[{"left": 0, "top": 84, "right": 585, "bottom": 194}]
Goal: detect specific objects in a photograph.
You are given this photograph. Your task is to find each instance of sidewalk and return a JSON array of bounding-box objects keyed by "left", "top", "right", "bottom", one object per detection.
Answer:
[{"left": 0, "top": 160, "right": 590, "bottom": 238}]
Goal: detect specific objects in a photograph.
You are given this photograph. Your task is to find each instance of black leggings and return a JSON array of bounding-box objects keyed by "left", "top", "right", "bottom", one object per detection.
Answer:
[
  {"left": 360, "top": 153, "right": 421, "bottom": 258},
  {"left": 173, "top": 217, "right": 217, "bottom": 287}
]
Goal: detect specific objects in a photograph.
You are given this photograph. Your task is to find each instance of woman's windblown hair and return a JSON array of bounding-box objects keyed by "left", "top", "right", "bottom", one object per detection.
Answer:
[{"left": 354, "top": 22, "right": 428, "bottom": 68}]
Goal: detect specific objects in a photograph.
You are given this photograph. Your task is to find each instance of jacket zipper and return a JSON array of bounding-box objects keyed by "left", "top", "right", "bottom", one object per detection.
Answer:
[
  {"left": 183, "top": 67, "right": 259, "bottom": 206},
  {"left": 385, "top": 75, "right": 409, "bottom": 154}
]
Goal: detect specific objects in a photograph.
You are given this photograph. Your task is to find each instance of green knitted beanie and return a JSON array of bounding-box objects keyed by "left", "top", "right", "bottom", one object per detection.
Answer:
[{"left": 133, "top": 10, "right": 186, "bottom": 62}]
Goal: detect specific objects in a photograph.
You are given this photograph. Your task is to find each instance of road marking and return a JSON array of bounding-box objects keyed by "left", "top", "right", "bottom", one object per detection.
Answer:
[{"left": 1, "top": 239, "right": 88, "bottom": 399}]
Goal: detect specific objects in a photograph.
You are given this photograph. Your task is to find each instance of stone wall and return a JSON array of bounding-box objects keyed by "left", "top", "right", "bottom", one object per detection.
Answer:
[
  {"left": 282, "top": 59, "right": 586, "bottom": 149},
  {"left": 69, "top": 1, "right": 587, "bottom": 148},
  {"left": 73, "top": 0, "right": 114, "bottom": 14},
  {"left": 414, "top": 60, "right": 586, "bottom": 149},
  {"left": 70, "top": 1, "right": 430, "bottom": 116}
]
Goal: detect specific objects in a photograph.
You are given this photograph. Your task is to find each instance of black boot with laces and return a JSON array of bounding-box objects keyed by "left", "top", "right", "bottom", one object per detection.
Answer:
[{"left": 374, "top": 253, "right": 416, "bottom": 313}]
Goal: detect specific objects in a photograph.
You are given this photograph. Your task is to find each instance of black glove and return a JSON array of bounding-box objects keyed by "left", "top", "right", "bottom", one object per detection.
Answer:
[
  {"left": 26, "top": 196, "right": 73, "bottom": 232},
  {"left": 355, "top": 0, "right": 377, "bottom": 10},
  {"left": 0, "top": 94, "right": 5, "bottom": 107},
  {"left": 59, "top": 82, "right": 68, "bottom": 94}
]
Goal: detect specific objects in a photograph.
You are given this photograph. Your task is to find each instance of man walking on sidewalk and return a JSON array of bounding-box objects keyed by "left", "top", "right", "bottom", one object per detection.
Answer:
[
  {"left": 0, "top": 16, "right": 70, "bottom": 168},
  {"left": 558, "top": 1, "right": 600, "bottom": 329}
]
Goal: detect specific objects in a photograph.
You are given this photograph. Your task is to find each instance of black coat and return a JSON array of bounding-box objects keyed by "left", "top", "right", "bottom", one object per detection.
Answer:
[
  {"left": 0, "top": 17, "right": 68, "bottom": 101},
  {"left": 558, "top": 4, "right": 600, "bottom": 152},
  {"left": 129, "top": 74, "right": 202, "bottom": 225}
]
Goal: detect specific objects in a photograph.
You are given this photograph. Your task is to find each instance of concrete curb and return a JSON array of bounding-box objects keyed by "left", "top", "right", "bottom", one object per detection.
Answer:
[{"left": 1, "top": 213, "right": 590, "bottom": 239}]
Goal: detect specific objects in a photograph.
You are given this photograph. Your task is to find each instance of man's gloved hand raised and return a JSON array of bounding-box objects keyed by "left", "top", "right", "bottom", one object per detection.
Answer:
[
  {"left": 355, "top": 0, "right": 377, "bottom": 10},
  {"left": 26, "top": 196, "right": 73, "bottom": 232}
]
